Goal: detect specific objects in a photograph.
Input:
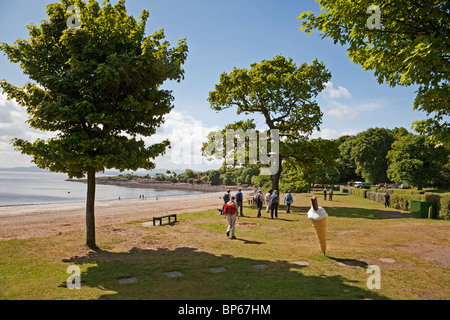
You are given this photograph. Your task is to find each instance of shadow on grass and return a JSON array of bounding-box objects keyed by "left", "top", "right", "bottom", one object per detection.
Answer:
[
  {"left": 288, "top": 205, "right": 416, "bottom": 220},
  {"left": 63, "top": 247, "right": 389, "bottom": 300}
]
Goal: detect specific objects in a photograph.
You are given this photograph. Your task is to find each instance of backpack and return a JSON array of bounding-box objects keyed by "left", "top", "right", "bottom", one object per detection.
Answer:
[
  {"left": 271, "top": 194, "right": 279, "bottom": 204},
  {"left": 236, "top": 192, "right": 243, "bottom": 201},
  {"left": 223, "top": 193, "right": 230, "bottom": 202},
  {"left": 224, "top": 202, "right": 237, "bottom": 215},
  {"left": 287, "top": 194, "right": 292, "bottom": 202},
  {"left": 254, "top": 193, "right": 263, "bottom": 205}
]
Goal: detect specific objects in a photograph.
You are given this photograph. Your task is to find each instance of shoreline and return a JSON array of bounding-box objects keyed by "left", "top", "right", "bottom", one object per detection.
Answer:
[
  {"left": 67, "top": 177, "right": 257, "bottom": 193},
  {"left": 0, "top": 189, "right": 258, "bottom": 241}
]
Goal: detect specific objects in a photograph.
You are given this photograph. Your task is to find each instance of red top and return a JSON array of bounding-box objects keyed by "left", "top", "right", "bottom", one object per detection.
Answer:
[{"left": 223, "top": 202, "right": 237, "bottom": 215}]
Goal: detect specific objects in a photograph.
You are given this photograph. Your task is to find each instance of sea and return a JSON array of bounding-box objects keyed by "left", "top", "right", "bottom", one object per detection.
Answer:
[{"left": 0, "top": 169, "right": 202, "bottom": 207}]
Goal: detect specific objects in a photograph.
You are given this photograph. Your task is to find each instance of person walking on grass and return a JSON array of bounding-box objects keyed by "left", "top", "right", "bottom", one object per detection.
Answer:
[
  {"left": 284, "top": 190, "right": 293, "bottom": 213},
  {"left": 265, "top": 189, "right": 272, "bottom": 213},
  {"left": 384, "top": 192, "right": 390, "bottom": 207},
  {"left": 224, "top": 196, "right": 238, "bottom": 239},
  {"left": 270, "top": 190, "right": 279, "bottom": 219},
  {"left": 223, "top": 189, "right": 231, "bottom": 205},
  {"left": 254, "top": 189, "right": 264, "bottom": 218},
  {"left": 328, "top": 188, "right": 333, "bottom": 201},
  {"left": 323, "top": 188, "right": 327, "bottom": 201},
  {"left": 235, "top": 189, "right": 244, "bottom": 217}
]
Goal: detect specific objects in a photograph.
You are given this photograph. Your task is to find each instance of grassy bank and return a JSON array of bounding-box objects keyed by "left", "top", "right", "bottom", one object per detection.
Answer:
[{"left": 1, "top": 191, "right": 449, "bottom": 300}]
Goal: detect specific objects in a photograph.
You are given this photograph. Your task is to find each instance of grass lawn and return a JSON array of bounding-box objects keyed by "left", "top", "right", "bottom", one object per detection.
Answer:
[{"left": 0, "top": 191, "right": 449, "bottom": 300}]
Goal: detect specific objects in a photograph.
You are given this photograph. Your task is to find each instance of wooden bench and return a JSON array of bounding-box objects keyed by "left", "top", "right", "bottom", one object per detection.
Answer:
[
  {"left": 153, "top": 214, "right": 177, "bottom": 226},
  {"left": 247, "top": 198, "right": 254, "bottom": 205}
]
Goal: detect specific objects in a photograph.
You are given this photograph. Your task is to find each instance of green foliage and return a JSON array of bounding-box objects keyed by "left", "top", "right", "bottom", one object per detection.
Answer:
[
  {"left": 184, "top": 169, "right": 196, "bottom": 179},
  {"left": 238, "top": 167, "right": 260, "bottom": 185},
  {"left": 390, "top": 194, "right": 422, "bottom": 211},
  {"left": 223, "top": 171, "right": 236, "bottom": 185},
  {"left": 366, "top": 192, "right": 385, "bottom": 205},
  {"left": 0, "top": 0, "right": 188, "bottom": 178},
  {"left": 208, "top": 170, "right": 221, "bottom": 186},
  {"left": 252, "top": 174, "right": 271, "bottom": 189},
  {"left": 387, "top": 135, "right": 450, "bottom": 189},
  {"left": 351, "top": 128, "right": 395, "bottom": 184},
  {"left": 439, "top": 196, "right": 450, "bottom": 220},
  {"left": 284, "top": 138, "right": 340, "bottom": 189},
  {"left": 207, "top": 55, "right": 331, "bottom": 191},
  {"left": 298, "top": 0, "right": 450, "bottom": 145},
  {"left": 349, "top": 187, "right": 368, "bottom": 199}
]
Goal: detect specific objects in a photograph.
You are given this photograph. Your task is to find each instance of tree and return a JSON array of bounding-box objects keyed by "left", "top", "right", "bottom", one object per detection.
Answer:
[
  {"left": 298, "top": 1, "right": 449, "bottom": 145},
  {"left": 387, "top": 134, "right": 449, "bottom": 189},
  {"left": 208, "top": 55, "right": 331, "bottom": 191},
  {"left": 350, "top": 128, "right": 395, "bottom": 184},
  {"left": 283, "top": 138, "right": 340, "bottom": 192},
  {"left": 335, "top": 135, "right": 361, "bottom": 183},
  {"left": 208, "top": 170, "right": 221, "bottom": 185},
  {"left": 201, "top": 119, "right": 257, "bottom": 168},
  {"left": 0, "top": 0, "right": 188, "bottom": 249}
]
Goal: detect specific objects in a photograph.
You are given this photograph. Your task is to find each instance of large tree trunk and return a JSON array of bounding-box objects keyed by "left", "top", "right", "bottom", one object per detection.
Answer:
[
  {"left": 271, "top": 155, "right": 282, "bottom": 192},
  {"left": 86, "top": 166, "right": 97, "bottom": 250}
]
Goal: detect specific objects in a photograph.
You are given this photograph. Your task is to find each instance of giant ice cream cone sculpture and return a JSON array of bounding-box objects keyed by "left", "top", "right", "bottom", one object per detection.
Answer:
[{"left": 308, "top": 196, "right": 328, "bottom": 255}]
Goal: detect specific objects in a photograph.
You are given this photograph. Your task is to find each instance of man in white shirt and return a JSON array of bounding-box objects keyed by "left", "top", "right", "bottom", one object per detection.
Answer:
[{"left": 265, "top": 189, "right": 272, "bottom": 213}]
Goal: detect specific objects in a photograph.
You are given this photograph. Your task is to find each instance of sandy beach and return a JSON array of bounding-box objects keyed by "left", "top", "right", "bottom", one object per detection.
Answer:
[{"left": 0, "top": 189, "right": 256, "bottom": 241}]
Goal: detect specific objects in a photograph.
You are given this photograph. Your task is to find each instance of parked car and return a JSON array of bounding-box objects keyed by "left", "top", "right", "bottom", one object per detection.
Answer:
[
  {"left": 388, "top": 184, "right": 398, "bottom": 188},
  {"left": 354, "top": 181, "right": 363, "bottom": 188},
  {"left": 378, "top": 183, "right": 386, "bottom": 188},
  {"left": 399, "top": 184, "right": 411, "bottom": 189}
]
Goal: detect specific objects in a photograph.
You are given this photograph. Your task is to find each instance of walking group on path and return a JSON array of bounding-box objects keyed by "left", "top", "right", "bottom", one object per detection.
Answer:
[{"left": 221, "top": 188, "right": 294, "bottom": 239}]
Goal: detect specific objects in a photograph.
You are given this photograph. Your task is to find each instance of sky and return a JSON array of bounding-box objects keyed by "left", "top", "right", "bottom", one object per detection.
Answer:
[{"left": 0, "top": 0, "right": 427, "bottom": 171}]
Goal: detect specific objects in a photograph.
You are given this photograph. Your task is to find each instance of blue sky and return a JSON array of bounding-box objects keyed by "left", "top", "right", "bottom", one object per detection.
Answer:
[{"left": 0, "top": 0, "right": 426, "bottom": 170}]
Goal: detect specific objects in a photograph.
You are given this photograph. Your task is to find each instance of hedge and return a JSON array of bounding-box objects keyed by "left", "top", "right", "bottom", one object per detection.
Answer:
[
  {"left": 390, "top": 193, "right": 422, "bottom": 211},
  {"left": 439, "top": 196, "right": 450, "bottom": 220},
  {"left": 366, "top": 191, "right": 385, "bottom": 205},
  {"left": 350, "top": 187, "right": 368, "bottom": 198}
]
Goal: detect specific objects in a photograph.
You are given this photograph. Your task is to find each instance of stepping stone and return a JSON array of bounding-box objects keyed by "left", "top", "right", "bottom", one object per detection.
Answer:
[
  {"left": 209, "top": 267, "right": 228, "bottom": 273},
  {"left": 117, "top": 276, "right": 138, "bottom": 284},
  {"left": 379, "top": 258, "right": 396, "bottom": 263},
  {"left": 293, "top": 261, "right": 310, "bottom": 267},
  {"left": 164, "top": 271, "right": 184, "bottom": 278},
  {"left": 253, "top": 264, "right": 269, "bottom": 270}
]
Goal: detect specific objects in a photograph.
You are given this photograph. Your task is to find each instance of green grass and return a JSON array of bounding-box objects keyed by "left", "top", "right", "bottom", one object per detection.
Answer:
[{"left": 0, "top": 191, "right": 449, "bottom": 300}]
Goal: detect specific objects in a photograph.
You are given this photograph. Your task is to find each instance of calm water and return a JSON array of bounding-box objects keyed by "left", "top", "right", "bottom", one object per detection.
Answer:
[{"left": 0, "top": 170, "right": 202, "bottom": 206}]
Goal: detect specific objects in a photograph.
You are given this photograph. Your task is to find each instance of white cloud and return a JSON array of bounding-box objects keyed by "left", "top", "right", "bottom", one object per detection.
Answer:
[
  {"left": 324, "top": 81, "right": 352, "bottom": 99},
  {"left": 141, "top": 110, "right": 223, "bottom": 171},
  {"left": 326, "top": 100, "right": 357, "bottom": 121},
  {"left": 321, "top": 82, "right": 387, "bottom": 121},
  {"left": 0, "top": 94, "right": 222, "bottom": 170},
  {"left": 309, "top": 128, "right": 359, "bottom": 140}
]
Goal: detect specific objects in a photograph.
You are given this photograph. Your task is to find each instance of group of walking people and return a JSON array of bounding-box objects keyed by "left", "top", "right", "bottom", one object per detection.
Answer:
[
  {"left": 323, "top": 188, "right": 333, "bottom": 201},
  {"left": 221, "top": 188, "right": 294, "bottom": 239}
]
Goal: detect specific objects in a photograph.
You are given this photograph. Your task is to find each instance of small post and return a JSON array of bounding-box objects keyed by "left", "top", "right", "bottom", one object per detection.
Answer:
[{"left": 311, "top": 196, "right": 319, "bottom": 211}]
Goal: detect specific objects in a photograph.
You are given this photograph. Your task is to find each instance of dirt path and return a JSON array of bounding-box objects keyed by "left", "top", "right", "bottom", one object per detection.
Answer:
[{"left": 0, "top": 191, "right": 244, "bottom": 241}]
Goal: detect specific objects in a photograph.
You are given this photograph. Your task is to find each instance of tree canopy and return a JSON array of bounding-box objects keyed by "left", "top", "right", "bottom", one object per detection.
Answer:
[
  {"left": 298, "top": 0, "right": 449, "bottom": 146},
  {"left": 0, "top": 0, "right": 188, "bottom": 248},
  {"left": 207, "top": 55, "right": 331, "bottom": 191},
  {"left": 387, "top": 134, "right": 449, "bottom": 189}
]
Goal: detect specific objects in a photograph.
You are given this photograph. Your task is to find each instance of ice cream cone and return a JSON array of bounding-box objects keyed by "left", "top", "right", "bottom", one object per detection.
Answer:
[{"left": 311, "top": 217, "right": 327, "bottom": 255}]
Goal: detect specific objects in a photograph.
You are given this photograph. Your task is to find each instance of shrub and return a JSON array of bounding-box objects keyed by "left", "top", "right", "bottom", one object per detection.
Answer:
[
  {"left": 439, "top": 196, "right": 450, "bottom": 220},
  {"left": 366, "top": 192, "right": 385, "bottom": 204},
  {"left": 252, "top": 174, "right": 271, "bottom": 189},
  {"left": 350, "top": 187, "right": 368, "bottom": 198},
  {"left": 390, "top": 193, "right": 422, "bottom": 211},
  {"left": 208, "top": 170, "right": 221, "bottom": 185}
]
